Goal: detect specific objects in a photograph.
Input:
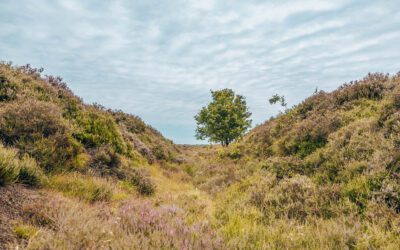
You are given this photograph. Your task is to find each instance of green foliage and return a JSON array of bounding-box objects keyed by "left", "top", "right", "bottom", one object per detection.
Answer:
[
  {"left": 50, "top": 173, "right": 113, "bottom": 202},
  {"left": 195, "top": 89, "right": 251, "bottom": 146},
  {"left": 0, "top": 144, "right": 46, "bottom": 187},
  {"left": 91, "top": 146, "right": 123, "bottom": 176},
  {"left": 14, "top": 224, "right": 38, "bottom": 240},
  {"left": 17, "top": 155, "right": 47, "bottom": 187},
  {"left": 73, "top": 108, "right": 126, "bottom": 153},
  {"left": 0, "top": 145, "right": 20, "bottom": 186},
  {"left": 183, "top": 164, "right": 195, "bottom": 176},
  {"left": 112, "top": 109, "right": 179, "bottom": 164},
  {"left": 217, "top": 144, "right": 244, "bottom": 160},
  {"left": 343, "top": 176, "right": 371, "bottom": 211},
  {"left": 269, "top": 93, "right": 287, "bottom": 110}
]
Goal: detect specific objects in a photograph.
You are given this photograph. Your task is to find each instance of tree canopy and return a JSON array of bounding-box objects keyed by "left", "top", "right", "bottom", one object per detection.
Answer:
[{"left": 195, "top": 89, "right": 251, "bottom": 146}]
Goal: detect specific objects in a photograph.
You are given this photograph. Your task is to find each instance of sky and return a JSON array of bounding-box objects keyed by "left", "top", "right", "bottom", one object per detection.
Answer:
[{"left": 1, "top": 0, "right": 400, "bottom": 144}]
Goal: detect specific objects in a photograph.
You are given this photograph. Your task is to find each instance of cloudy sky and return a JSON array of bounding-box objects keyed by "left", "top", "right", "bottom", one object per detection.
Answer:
[{"left": 1, "top": 0, "right": 399, "bottom": 144}]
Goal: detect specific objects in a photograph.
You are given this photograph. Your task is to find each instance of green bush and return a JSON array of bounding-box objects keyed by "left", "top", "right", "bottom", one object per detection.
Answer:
[
  {"left": 0, "top": 145, "right": 20, "bottom": 186},
  {"left": 17, "top": 155, "right": 47, "bottom": 187},
  {"left": 344, "top": 176, "right": 371, "bottom": 211},
  {"left": 218, "top": 144, "right": 243, "bottom": 159},
  {"left": 73, "top": 109, "right": 126, "bottom": 154},
  {"left": 14, "top": 224, "right": 38, "bottom": 240},
  {"left": 0, "top": 144, "right": 46, "bottom": 187}
]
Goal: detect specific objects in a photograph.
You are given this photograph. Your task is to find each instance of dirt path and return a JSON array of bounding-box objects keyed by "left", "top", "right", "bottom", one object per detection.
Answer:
[{"left": 148, "top": 164, "right": 216, "bottom": 220}]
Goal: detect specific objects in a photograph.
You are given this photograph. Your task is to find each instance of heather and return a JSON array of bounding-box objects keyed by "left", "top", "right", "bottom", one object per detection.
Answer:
[{"left": 1, "top": 62, "right": 400, "bottom": 249}]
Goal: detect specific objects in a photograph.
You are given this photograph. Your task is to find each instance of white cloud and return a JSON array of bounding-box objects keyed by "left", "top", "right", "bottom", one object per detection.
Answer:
[{"left": 0, "top": 0, "right": 399, "bottom": 143}]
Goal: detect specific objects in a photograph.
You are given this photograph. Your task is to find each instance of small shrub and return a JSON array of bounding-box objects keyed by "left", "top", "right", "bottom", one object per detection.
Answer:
[
  {"left": 218, "top": 144, "right": 243, "bottom": 159},
  {"left": 17, "top": 156, "right": 47, "bottom": 187},
  {"left": 383, "top": 111, "right": 400, "bottom": 146},
  {"left": 91, "top": 146, "right": 123, "bottom": 177},
  {"left": 112, "top": 110, "right": 147, "bottom": 134},
  {"left": 343, "top": 174, "right": 384, "bottom": 212},
  {"left": 14, "top": 224, "right": 38, "bottom": 240},
  {"left": 73, "top": 109, "right": 126, "bottom": 154},
  {"left": 0, "top": 145, "right": 20, "bottom": 186},
  {"left": 152, "top": 145, "right": 169, "bottom": 160},
  {"left": 183, "top": 164, "right": 195, "bottom": 177},
  {"left": 0, "top": 144, "right": 46, "bottom": 187},
  {"left": 130, "top": 168, "right": 155, "bottom": 196},
  {"left": 0, "top": 75, "right": 18, "bottom": 101},
  {"left": 127, "top": 134, "right": 155, "bottom": 163}
]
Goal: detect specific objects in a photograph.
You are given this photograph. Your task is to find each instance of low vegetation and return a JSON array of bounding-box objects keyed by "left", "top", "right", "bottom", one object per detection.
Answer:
[
  {"left": 49, "top": 173, "right": 114, "bottom": 203},
  {"left": 1, "top": 62, "right": 400, "bottom": 249},
  {"left": 0, "top": 144, "right": 46, "bottom": 187}
]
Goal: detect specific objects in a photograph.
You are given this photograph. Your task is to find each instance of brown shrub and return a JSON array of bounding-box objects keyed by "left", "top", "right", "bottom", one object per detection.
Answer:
[
  {"left": 333, "top": 73, "right": 388, "bottom": 105},
  {"left": 130, "top": 168, "right": 156, "bottom": 196}
]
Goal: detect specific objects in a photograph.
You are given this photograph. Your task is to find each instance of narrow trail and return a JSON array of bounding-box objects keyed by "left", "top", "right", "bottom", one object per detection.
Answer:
[{"left": 148, "top": 164, "right": 216, "bottom": 220}]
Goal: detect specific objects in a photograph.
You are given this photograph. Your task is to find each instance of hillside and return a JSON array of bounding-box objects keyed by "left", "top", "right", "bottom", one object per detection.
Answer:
[
  {"left": 187, "top": 72, "right": 400, "bottom": 248},
  {"left": 0, "top": 63, "right": 218, "bottom": 248},
  {"left": 0, "top": 62, "right": 180, "bottom": 170},
  {"left": 1, "top": 63, "right": 400, "bottom": 249}
]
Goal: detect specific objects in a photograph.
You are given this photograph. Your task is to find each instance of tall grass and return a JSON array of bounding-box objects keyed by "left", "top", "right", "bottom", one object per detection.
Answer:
[
  {"left": 49, "top": 173, "right": 114, "bottom": 203},
  {"left": 0, "top": 144, "right": 46, "bottom": 187}
]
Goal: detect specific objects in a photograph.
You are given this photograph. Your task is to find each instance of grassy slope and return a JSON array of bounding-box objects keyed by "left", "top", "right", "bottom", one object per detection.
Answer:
[
  {"left": 0, "top": 63, "right": 219, "bottom": 249},
  {"left": 189, "top": 72, "right": 400, "bottom": 248},
  {"left": 1, "top": 63, "right": 400, "bottom": 249}
]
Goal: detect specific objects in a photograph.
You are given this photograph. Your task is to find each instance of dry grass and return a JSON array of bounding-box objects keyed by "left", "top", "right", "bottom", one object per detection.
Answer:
[{"left": 11, "top": 190, "right": 221, "bottom": 250}]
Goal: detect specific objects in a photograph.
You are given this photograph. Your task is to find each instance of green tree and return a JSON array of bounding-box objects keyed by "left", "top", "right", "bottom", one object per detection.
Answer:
[
  {"left": 269, "top": 94, "right": 287, "bottom": 107},
  {"left": 269, "top": 94, "right": 287, "bottom": 111},
  {"left": 195, "top": 89, "right": 252, "bottom": 146}
]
